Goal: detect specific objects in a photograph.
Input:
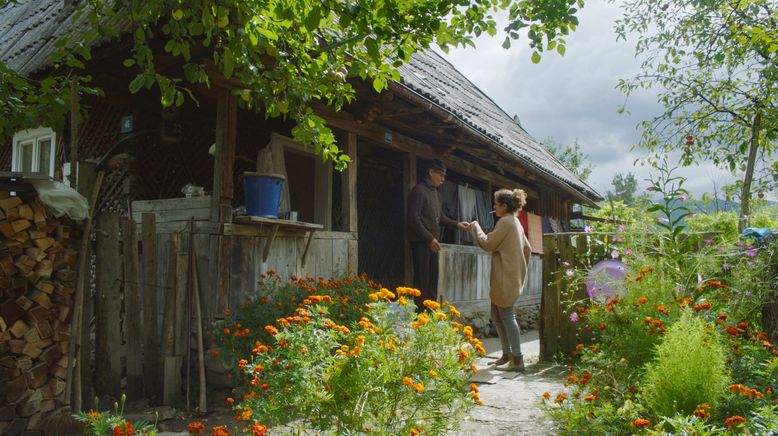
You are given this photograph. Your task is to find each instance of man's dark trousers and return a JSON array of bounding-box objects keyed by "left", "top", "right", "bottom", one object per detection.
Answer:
[{"left": 410, "top": 241, "right": 438, "bottom": 307}]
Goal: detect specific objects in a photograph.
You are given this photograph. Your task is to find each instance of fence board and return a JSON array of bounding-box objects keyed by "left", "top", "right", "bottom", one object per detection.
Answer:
[
  {"left": 122, "top": 218, "right": 143, "bottom": 400},
  {"left": 141, "top": 213, "right": 159, "bottom": 400},
  {"left": 95, "top": 212, "right": 121, "bottom": 398}
]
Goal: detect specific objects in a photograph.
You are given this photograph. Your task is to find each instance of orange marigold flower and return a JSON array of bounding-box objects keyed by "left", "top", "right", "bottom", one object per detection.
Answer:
[
  {"left": 636, "top": 296, "right": 648, "bottom": 305},
  {"left": 429, "top": 370, "right": 438, "bottom": 378},
  {"left": 657, "top": 305, "right": 668, "bottom": 313},
  {"left": 412, "top": 382, "right": 425, "bottom": 393},
  {"left": 226, "top": 397, "right": 234, "bottom": 405},
  {"left": 402, "top": 377, "right": 413, "bottom": 386},
  {"left": 260, "top": 382, "right": 270, "bottom": 390},
  {"left": 458, "top": 348, "right": 469, "bottom": 363},
  {"left": 737, "top": 322, "right": 749, "bottom": 329},
  {"left": 542, "top": 391, "right": 551, "bottom": 400},
  {"left": 724, "top": 415, "right": 746, "bottom": 430},
  {"left": 423, "top": 300, "right": 441, "bottom": 311},
  {"left": 211, "top": 425, "right": 230, "bottom": 436},
  {"left": 630, "top": 418, "right": 650, "bottom": 429},
  {"left": 87, "top": 410, "right": 101, "bottom": 420},
  {"left": 584, "top": 394, "right": 596, "bottom": 402},
  {"left": 554, "top": 392, "right": 568, "bottom": 404},
  {"left": 223, "top": 328, "right": 231, "bottom": 335},
  {"left": 187, "top": 422, "right": 206, "bottom": 434},
  {"left": 410, "top": 428, "right": 422, "bottom": 436},
  {"left": 249, "top": 423, "right": 267, "bottom": 436},
  {"left": 238, "top": 359, "right": 248, "bottom": 370},
  {"left": 469, "top": 363, "right": 478, "bottom": 374},
  {"left": 112, "top": 422, "right": 135, "bottom": 436},
  {"left": 576, "top": 343, "right": 585, "bottom": 351},
  {"left": 597, "top": 323, "right": 606, "bottom": 330}
]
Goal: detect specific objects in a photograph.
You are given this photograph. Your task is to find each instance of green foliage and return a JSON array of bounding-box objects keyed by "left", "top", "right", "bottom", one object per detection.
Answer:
[
  {"left": 227, "top": 285, "right": 484, "bottom": 434},
  {"left": 614, "top": 0, "right": 778, "bottom": 219},
  {"left": 543, "top": 137, "right": 593, "bottom": 182},
  {"left": 74, "top": 394, "right": 157, "bottom": 435},
  {"left": 642, "top": 312, "right": 730, "bottom": 417},
  {"left": 608, "top": 172, "right": 645, "bottom": 206},
  {"left": 1, "top": 0, "right": 584, "bottom": 169}
]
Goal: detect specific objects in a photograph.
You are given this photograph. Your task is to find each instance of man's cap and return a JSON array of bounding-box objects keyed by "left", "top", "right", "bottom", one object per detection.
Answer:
[{"left": 428, "top": 159, "right": 447, "bottom": 175}]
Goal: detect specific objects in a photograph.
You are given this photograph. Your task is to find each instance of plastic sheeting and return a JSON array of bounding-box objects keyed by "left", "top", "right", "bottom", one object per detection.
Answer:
[{"left": 29, "top": 180, "right": 89, "bottom": 221}]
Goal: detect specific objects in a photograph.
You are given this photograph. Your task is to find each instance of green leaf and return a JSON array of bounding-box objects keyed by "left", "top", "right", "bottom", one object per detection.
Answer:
[
  {"left": 556, "top": 44, "right": 566, "bottom": 56},
  {"left": 128, "top": 75, "right": 145, "bottom": 94},
  {"left": 172, "top": 9, "right": 183, "bottom": 21},
  {"left": 502, "top": 36, "right": 511, "bottom": 49},
  {"left": 372, "top": 77, "right": 385, "bottom": 92},
  {"left": 122, "top": 58, "right": 136, "bottom": 67},
  {"left": 304, "top": 6, "right": 321, "bottom": 32},
  {"left": 531, "top": 51, "right": 541, "bottom": 64}
]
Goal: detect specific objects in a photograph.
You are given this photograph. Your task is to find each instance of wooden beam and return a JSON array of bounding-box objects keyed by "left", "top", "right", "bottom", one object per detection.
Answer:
[
  {"left": 69, "top": 78, "right": 79, "bottom": 189},
  {"left": 141, "top": 213, "right": 160, "bottom": 400},
  {"left": 403, "top": 152, "right": 416, "bottom": 285},
  {"left": 316, "top": 105, "right": 539, "bottom": 197},
  {"left": 314, "top": 158, "right": 333, "bottom": 230},
  {"left": 94, "top": 212, "right": 121, "bottom": 399},
  {"left": 211, "top": 88, "right": 238, "bottom": 223}
]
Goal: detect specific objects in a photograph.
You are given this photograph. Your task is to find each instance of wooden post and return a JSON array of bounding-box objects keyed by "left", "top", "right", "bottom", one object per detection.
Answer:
[
  {"left": 211, "top": 88, "right": 238, "bottom": 223},
  {"left": 122, "top": 218, "right": 143, "bottom": 399},
  {"left": 341, "top": 133, "right": 358, "bottom": 272},
  {"left": 141, "top": 213, "right": 159, "bottom": 400},
  {"left": 403, "top": 153, "right": 417, "bottom": 285},
  {"left": 69, "top": 77, "right": 79, "bottom": 189},
  {"left": 540, "top": 234, "right": 560, "bottom": 362},
  {"left": 314, "top": 160, "right": 333, "bottom": 230},
  {"left": 161, "top": 233, "right": 182, "bottom": 405},
  {"left": 94, "top": 212, "right": 122, "bottom": 398}
]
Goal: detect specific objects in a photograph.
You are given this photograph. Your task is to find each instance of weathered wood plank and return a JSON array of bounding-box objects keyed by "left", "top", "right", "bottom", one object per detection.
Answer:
[
  {"left": 122, "top": 217, "right": 143, "bottom": 400},
  {"left": 132, "top": 197, "right": 211, "bottom": 212},
  {"left": 141, "top": 213, "right": 160, "bottom": 400},
  {"left": 342, "top": 132, "right": 358, "bottom": 232},
  {"left": 94, "top": 212, "right": 121, "bottom": 398},
  {"left": 211, "top": 88, "right": 238, "bottom": 223},
  {"left": 173, "top": 251, "right": 189, "bottom": 357}
]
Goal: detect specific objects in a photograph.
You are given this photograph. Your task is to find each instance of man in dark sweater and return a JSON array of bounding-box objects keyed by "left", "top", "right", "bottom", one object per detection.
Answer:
[{"left": 407, "top": 160, "right": 468, "bottom": 307}]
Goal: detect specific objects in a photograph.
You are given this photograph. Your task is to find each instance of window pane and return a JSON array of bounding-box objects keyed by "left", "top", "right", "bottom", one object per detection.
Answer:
[
  {"left": 19, "top": 141, "right": 33, "bottom": 172},
  {"left": 38, "top": 138, "right": 52, "bottom": 176}
]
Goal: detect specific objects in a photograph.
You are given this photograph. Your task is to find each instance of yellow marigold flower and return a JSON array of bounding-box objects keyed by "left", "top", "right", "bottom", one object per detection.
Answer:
[
  {"left": 412, "top": 382, "right": 425, "bottom": 393},
  {"left": 474, "top": 343, "right": 486, "bottom": 356},
  {"left": 435, "top": 312, "right": 447, "bottom": 320},
  {"left": 429, "top": 370, "right": 438, "bottom": 378},
  {"left": 402, "top": 377, "right": 413, "bottom": 386},
  {"left": 368, "top": 292, "right": 379, "bottom": 301},
  {"left": 458, "top": 348, "right": 469, "bottom": 363},
  {"left": 423, "top": 300, "right": 441, "bottom": 310},
  {"left": 448, "top": 305, "right": 461, "bottom": 318},
  {"left": 469, "top": 363, "right": 478, "bottom": 374},
  {"left": 470, "top": 383, "right": 479, "bottom": 393},
  {"left": 398, "top": 296, "right": 408, "bottom": 306},
  {"left": 241, "top": 408, "right": 252, "bottom": 421},
  {"left": 397, "top": 287, "right": 421, "bottom": 297}
]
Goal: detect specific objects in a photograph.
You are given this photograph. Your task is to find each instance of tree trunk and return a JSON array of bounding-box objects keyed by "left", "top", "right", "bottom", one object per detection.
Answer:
[{"left": 738, "top": 111, "right": 762, "bottom": 233}]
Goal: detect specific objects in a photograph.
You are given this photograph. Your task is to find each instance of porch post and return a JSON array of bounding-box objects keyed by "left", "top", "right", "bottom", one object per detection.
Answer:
[
  {"left": 341, "top": 132, "right": 359, "bottom": 272},
  {"left": 211, "top": 87, "right": 237, "bottom": 223},
  {"left": 403, "top": 152, "right": 416, "bottom": 285}
]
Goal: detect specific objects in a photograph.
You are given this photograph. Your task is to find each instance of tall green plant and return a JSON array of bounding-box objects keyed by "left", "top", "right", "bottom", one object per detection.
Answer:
[{"left": 642, "top": 312, "right": 730, "bottom": 418}]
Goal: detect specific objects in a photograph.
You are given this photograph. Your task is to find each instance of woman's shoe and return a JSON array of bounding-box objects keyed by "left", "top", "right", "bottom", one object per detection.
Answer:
[{"left": 496, "top": 355, "right": 525, "bottom": 372}]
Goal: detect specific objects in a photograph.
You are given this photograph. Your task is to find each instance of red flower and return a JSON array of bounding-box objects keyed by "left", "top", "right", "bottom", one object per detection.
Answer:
[
  {"left": 724, "top": 415, "right": 746, "bottom": 430},
  {"left": 112, "top": 422, "right": 135, "bottom": 436},
  {"left": 630, "top": 418, "right": 650, "bottom": 429},
  {"left": 597, "top": 323, "right": 606, "bottom": 330},
  {"left": 187, "top": 422, "right": 206, "bottom": 434}
]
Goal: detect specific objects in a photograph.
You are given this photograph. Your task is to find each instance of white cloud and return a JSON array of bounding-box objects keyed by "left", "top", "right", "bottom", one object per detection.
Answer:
[{"left": 437, "top": 0, "right": 736, "bottom": 198}]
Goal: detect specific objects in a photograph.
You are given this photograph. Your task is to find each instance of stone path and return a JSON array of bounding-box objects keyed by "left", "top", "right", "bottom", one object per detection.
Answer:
[{"left": 451, "top": 330, "right": 566, "bottom": 435}]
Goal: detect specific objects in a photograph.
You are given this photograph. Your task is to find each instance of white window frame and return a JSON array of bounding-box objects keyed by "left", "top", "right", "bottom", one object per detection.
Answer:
[{"left": 11, "top": 127, "right": 56, "bottom": 177}]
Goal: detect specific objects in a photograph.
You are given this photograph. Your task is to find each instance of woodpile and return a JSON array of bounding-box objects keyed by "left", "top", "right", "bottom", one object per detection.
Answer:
[{"left": 0, "top": 191, "right": 80, "bottom": 435}]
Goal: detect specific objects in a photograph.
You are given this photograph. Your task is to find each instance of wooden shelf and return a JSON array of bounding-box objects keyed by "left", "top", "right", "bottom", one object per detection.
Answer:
[{"left": 226, "top": 216, "right": 324, "bottom": 263}]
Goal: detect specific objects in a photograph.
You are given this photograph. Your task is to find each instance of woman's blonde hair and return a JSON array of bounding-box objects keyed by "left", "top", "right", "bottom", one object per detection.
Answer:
[{"left": 494, "top": 188, "right": 527, "bottom": 213}]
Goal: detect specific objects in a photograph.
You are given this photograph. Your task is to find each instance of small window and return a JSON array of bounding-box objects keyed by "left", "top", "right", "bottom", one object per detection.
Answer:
[{"left": 12, "top": 127, "right": 56, "bottom": 177}]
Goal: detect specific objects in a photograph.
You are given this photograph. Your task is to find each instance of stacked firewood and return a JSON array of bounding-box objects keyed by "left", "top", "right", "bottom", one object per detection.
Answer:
[{"left": 0, "top": 191, "right": 80, "bottom": 435}]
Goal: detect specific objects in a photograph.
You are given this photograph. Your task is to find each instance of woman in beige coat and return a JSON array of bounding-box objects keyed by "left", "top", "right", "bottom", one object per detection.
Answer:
[{"left": 468, "top": 188, "right": 532, "bottom": 371}]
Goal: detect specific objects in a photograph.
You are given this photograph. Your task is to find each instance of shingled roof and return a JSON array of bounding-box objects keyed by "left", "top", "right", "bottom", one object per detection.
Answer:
[
  {"left": 397, "top": 51, "right": 601, "bottom": 203},
  {"left": 2, "top": 0, "right": 601, "bottom": 203}
]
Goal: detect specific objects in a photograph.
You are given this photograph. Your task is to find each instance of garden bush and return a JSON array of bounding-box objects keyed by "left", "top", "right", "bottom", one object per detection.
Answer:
[{"left": 641, "top": 312, "right": 730, "bottom": 417}]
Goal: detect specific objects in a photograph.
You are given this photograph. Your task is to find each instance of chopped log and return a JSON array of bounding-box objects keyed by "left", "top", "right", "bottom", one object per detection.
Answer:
[
  {"left": 22, "top": 343, "right": 42, "bottom": 359},
  {"left": 40, "top": 399, "right": 55, "bottom": 413},
  {"left": 18, "top": 204, "right": 33, "bottom": 220},
  {"left": 38, "top": 344, "right": 61, "bottom": 366},
  {"left": 28, "top": 230, "right": 46, "bottom": 240},
  {"left": 0, "top": 405, "right": 14, "bottom": 420},
  {"left": 50, "top": 365, "right": 67, "bottom": 380},
  {"left": 0, "top": 221, "right": 14, "bottom": 238},
  {"left": 12, "top": 219, "right": 32, "bottom": 234},
  {"left": 34, "top": 279, "right": 54, "bottom": 294},
  {"left": 17, "top": 397, "right": 40, "bottom": 417},
  {"left": 17, "top": 356, "right": 33, "bottom": 371},
  {"left": 56, "top": 306, "right": 69, "bottom": 323},
  {"left": 29, "top": 291, "right": 52, "bottom": 309},
  {"left": 23, "top": 270, "right": 40, "bottom": 285},
  {"left": 0, "top": 277, "right": 11, "bottom": 291},
  {"left": 10, "top": 230, "right": 30, "bottom": 244},
  {"left": 35, "top": 320, "right": 53, "bottom": 340},
  {"left": 1, "top": 254, "right": 17, "bottom": 275},
  {"left": 0, "top": 315, "right": 7, "bottom": 332},
  {"left": 32, "top": 237, "right": 54, "bottom": 252},
  {"left": 6, "top": 375, "right": 27, "bottom": 404},
  {"left": 24, "top": 326, "right": 41, "bottom": 345},
  {"left": 10, "top": 319, "right": 30, "bottom": 338},
  {"left": 34, "top": 260, "right": 52, "bottom": 278},
  {"left": 30, "top": 200, "right": 47, "bottom": 228},
  {"left": 0, "top": 355, "right": 16, "bottom": 368},
  {"left": 27, "top": 363, "right": 48, "bottom": 389},
  {"left": 15, "top": 296, "right": 33, "bottom": 311},
  {"left": 5, "top": 418, "right": 29, "bottom": 436},
  {"left": 0, "top": 196, "right": 22, "bottom": 212},
  {"left": 28, "top": 306, "right": 49, "bottom": 324},
  {"left": 1, "top": 299, "right": 25, "bottom": 325},
  {"left": 9, "top": 339, "right": 25, "bottom": 354}
]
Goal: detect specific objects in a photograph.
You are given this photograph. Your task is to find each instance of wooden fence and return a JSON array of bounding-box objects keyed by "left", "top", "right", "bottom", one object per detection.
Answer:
[{"left": 438, "top": 243, "right": 542, "bottom": 314}]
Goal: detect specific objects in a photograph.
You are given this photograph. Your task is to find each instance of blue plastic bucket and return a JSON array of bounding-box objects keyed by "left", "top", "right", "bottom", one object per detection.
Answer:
[{"left": 243, "top": 172, "right": 285, "bottom": 218}]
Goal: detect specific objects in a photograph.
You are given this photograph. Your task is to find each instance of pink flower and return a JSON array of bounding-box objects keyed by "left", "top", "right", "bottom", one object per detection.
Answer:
[
  {"left": 647, "top": 187, "right": 655, "bottom": 192},
  {"left": 624, "top": 249, "right": 633, "bottom": 255},
  {"left": 569, "top": 312, "right": 580, "bottom": 323},
  {"left": 735, "top": 240, "right": 745, "bottom": 247},
  {"left": 612, "top": 236, "right": 623, "bottom": 243},
  {"left": 611, "top": 250, "right": 620, "bottom": 259},
  {"left": 744, "top": 249, "right": 757, "bottom": 257},
  {"left": 704, "top": 239, "right": 713, "bottom": 245},
  {"left": 657, "top": 215, "right": 666, "bottom": 223},
  {"left": 566, "top": 269, "right": 575, "bottom": 277},
  {"left": 679, "top": 193, "right": 689, "bottom": 202},
  {"left": 584, "top": 226, "right": 593, "bottom": 233},
  {"left": 562, "top": 261, "right": 571, "bottom": 267},
  {"left": 617, "top": 225, "right": 625, "bottom": 232},
  {"left": 722, "top": 263, "right": 731, "bottom": 272}
]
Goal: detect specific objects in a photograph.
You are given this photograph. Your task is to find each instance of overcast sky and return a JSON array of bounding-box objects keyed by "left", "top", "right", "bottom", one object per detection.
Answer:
[{"left": 438, "top": 0, "right": 738, "bottom": 199}]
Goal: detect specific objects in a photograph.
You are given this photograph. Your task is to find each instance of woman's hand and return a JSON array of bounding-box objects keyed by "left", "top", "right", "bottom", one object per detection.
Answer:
[{"left": 457, "top": 221, "right": 470, "bottom": 230}]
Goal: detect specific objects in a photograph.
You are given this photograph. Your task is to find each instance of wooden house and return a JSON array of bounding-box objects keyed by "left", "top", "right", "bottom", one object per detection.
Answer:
[{"left": 0, "top": 0, "right": 602, "bottom": 421}]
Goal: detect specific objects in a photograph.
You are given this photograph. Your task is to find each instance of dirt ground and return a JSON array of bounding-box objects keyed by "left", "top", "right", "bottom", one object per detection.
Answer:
[{"left": 127, "top": 329, "right": 566, "bottom": 435}]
